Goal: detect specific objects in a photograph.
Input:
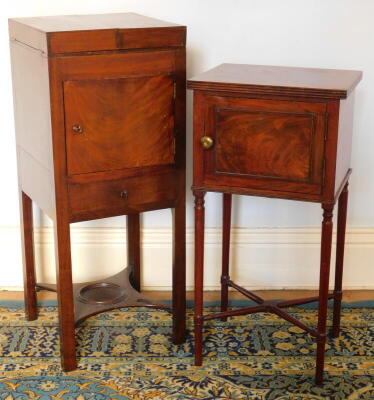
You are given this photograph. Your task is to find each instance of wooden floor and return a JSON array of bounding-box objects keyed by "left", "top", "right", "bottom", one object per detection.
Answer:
[{"left": 0, "top": 290, "right": 373, "bottom": 302}]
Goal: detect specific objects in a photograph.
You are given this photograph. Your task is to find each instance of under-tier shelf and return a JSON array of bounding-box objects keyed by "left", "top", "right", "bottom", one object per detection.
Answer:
[{"left": 36, "top": 267, "right": 171, "bottom": 325}]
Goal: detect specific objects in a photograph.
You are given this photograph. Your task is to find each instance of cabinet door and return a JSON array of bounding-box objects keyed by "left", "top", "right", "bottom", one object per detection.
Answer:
[
  {"left": 198, "top": 95, "right": 327, "bottom": 195},
  {"left": 64, "top": 73, "right": 175, "bottom": 175}
]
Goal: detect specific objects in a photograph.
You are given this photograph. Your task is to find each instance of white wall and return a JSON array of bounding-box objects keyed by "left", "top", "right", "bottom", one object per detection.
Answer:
[{"left": 1, "top": 1, "right": 374, "bottom": 289}]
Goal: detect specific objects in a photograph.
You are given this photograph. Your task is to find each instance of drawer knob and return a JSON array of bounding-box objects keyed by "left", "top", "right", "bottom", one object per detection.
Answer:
[
  {"left": 200, "top": 136, "right": 214, "bottom": 150},
  {"left": 72, "top": 124, "right": 83, "bottom": 133},
  {"left": 120, "top": 190, "right": 128, "bottom": 199}
]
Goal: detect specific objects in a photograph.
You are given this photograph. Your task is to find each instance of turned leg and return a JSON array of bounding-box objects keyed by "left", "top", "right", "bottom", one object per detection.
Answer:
[
  {"left": 194, "top": 190, "right": 205, "bottom": 366},
  {"left": 172, "top": 197, "right": 186, "bottom": 344},
  {"left": 315, "top": 204, "right": 334, "bottom": 385},
  {"left": 54, "top": 217, "right": 76, "bottom": 371},
  {"left": 20, "top": 191, "right": 37, "bottom": 321},
  {"left": 221, "top": 193, "right": 232, "bottom": 319},
  {"left": 127, "top": 214, "right": 141, "bottom": 292},
  {"left": 332, "top": 184, "right": 349, "bottom": 338}
]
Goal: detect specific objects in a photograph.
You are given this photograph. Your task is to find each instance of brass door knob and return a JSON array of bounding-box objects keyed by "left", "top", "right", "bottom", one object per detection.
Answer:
[
  {"left": 72, "top": 124, "right": 83, "bottom": 133},
  {"left": 200, "top": 136, "right": 214, "bottom": 150},
  {"left": 120, "top": 190, "right": 128, "bottom": 199}
]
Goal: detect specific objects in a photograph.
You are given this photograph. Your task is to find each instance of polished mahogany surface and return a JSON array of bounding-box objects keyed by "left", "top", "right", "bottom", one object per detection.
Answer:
[
  {"left": 188, "top": 63, "right": 361, "bottom": 385},
  {"left": 188, "top": 64, "right": 361, "bottom": 204},
  {"left": 9, "top": 13, "right": 186, "bottom": 54},
  {"left": 216, "top": 108, "right": 314, "bottom": 179},
  {"left": 10, "top": 13, "right": 186, "bottom": 372},
  {"left": 64, "top": 74, "right": 175, "bottom": 175},
  {"left": 187, "top": 63, "right": 362, "bottom": 99},
  {"left": 197, "top": 94, "right": 326, "bottom": 199}
]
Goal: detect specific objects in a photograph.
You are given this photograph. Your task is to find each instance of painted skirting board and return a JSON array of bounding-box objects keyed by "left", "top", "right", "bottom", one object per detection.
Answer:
[{"left": 0, "top": 226, "right": 373, "bottom": 290}]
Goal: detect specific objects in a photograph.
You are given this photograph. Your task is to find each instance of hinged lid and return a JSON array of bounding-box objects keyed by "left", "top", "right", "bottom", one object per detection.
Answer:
[
  {"left": 9, "top": 13, "right": 186, "bottom": 55},
  {"left": 187, "top": 63, "right": 362, "bottom": 99}
]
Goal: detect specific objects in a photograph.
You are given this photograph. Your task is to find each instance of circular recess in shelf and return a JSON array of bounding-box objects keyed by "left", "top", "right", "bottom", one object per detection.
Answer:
[{"left": 78, "top": 282, "right": 127, "bottom": 305}]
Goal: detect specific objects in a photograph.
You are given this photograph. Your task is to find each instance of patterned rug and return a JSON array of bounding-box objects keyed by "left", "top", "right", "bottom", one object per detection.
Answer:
[{"left": 0, "top": 300, "right": 373, "bottom": 399}]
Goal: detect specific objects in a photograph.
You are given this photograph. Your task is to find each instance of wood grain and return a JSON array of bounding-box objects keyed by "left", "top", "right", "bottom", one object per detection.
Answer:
[
  {"left": 127, "top": 214, "right": 141, "bottom": 292},
  {"left": 9, "top": 13, "right": 186, "bottom": 55},
  {"left": 172, "top": 195, "right": 186, "bottom": 343},
  {"left": 215, "top": 109, "right": 314, "bottom": 181},
  {"left": 188, "top": 63, "right": 361, "bottom": 385},
  {"left": 220, "top": 193, "right": 232, "bottom": 319},
  {"left": 64, "top": 74, "right": 175, "bottom": 175},
  {"left": 195, "top": 93, "right": 326, "bottom": 199},
  {"left": 69, "top": 171, "right": 179, "bottom": 220},
  {"left": 316, "top": 204, "right": 334, "bottom": 385},
  {"left": 10, "top": 13, "right": 187, "bottom": 372},
  {"left": 187, "top": 63, "right": 362, "bottom": 99},
  {"left": 193, "top": 190, "right": 205, "bottom": 366}
]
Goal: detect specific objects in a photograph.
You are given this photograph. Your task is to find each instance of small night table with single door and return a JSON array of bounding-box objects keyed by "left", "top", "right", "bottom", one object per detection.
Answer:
[{"left": 187, "top": 63, "right": 362, "bottom": 384}]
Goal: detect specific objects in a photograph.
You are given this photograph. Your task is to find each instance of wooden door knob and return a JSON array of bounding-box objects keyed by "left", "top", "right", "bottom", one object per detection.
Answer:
[{"left": 200, "top": 136, "right": 214, "bottom": 150}]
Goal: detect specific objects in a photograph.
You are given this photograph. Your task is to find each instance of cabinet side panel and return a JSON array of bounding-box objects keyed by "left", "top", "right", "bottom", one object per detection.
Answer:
[
  {"left": 334, "top": 94, "right": 354, "bottom": 195},
  {"left": 10, "top": 40, "right": 55, "bottom": 216},
  {"left": 17, "top": 149, "right": 55, "bottom": 219},
  {"left": 174, "top": 47, "right": 186, "bottom": 172},
  {"left": 10, "top": 41, "right": 54, "bottom": 171},
  {"left": 9, "top": 20, "right": 48, "bottom": 54}
]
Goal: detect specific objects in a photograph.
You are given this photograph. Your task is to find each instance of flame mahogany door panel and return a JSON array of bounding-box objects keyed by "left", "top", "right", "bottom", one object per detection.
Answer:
[
  {"left": 198, "top": 94, "right": 327, "bottom": 196},
  {"left": 64, "top": 74, "right": 176, "bottom": 175},
  {"left": 53, "top": 49, "right": 184, "bottom": 221}
]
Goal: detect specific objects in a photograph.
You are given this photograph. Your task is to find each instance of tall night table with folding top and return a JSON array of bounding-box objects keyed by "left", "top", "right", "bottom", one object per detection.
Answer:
[
  {"left": 9, "top": 13, "right": 186, "bottom": 371},
  {"left": 187, "top": 63, "right": 362, "bottom": 384}
]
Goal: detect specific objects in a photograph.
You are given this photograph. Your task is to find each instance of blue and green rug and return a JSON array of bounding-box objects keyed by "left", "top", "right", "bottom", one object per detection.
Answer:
[{"left": 0, "top": 299, "right": 373, "bottom": 399}]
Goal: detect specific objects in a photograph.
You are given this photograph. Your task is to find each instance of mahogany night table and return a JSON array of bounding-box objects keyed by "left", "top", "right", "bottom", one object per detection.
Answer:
[
  {"left": 9, "top": 13, "right": 186, "bottom": 371},
  {"left": 187, "top": 63, "right": 362, "bottom": 384}
]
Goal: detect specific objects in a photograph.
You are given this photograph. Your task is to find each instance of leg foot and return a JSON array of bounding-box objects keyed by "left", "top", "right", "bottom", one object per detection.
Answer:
[
  {"left": 194, "top": 317, "right": 203, "bottom": 366},
  {"left": 127, "top": 214, "right": 141, "bottom": 292},
  {"left": 20, "top": 191, "right": 37, "bottom": 321},
  {"left": 315, "top": 204, "right": 334, "bottom": 385},
  {"left": 54, "top": 217, "right": 77, "bottom": 371},
  {"left": 194, "top": 190, "right": 205, "bottom": 366},
  {"left": 221, "top": 193, "right": 232, "bottom": 321},
  {"left": 332, "top": 184, "right": 348, "bottom": 338},
  {"left": 172, "top": 199, "right": 186, "bottom": 344},
  {"left": 315, "top": 336, "right": 327, "bottom": 385}
]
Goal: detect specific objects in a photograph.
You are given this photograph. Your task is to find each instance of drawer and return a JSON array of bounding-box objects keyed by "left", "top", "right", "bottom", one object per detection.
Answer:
[
  {"left": 69, "top": 171, "right": 180, "bottom": 221},
  {"left": 194, "top": 94, "right": 327, "bottom": 196}
]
